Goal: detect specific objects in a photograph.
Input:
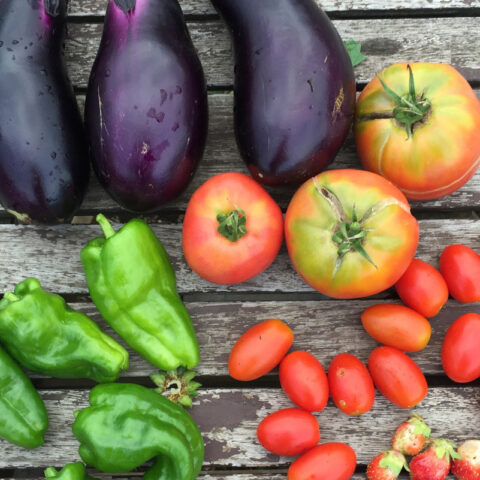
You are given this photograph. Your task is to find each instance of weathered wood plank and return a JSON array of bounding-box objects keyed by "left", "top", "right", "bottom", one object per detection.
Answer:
[
  {"left": 68, "top": 0, "right": 480, "bottom": 16},
  {"left": 0, "top": 219, "right": 479, "bottom": 294},
  {"left": 2, "top": 91, "right": 480, "bottom": 219},
  {"left": 65, "top": 18, "right": 480, "bottom": 89},
  {"left": 0, "top": 387, "right": 478, "bottom": 468},
  {"left": 4, "top": 476, "right": 372, "bottom": 480},
  {"left": 16, "top": 298, "right": 478, "bottom": 378}
]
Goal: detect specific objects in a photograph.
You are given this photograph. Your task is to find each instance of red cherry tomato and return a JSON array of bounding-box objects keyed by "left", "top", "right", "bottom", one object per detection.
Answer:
[
  {"left": 288, "top": 443, "right": 357, "bottom": 480},
  {"left": 228, "top": 319, "right": 293, "bottom": 381},
  {"left": 182, "top": 172, "right": 284, "bottom": 284},
  {"left": 440, "top": 245, "right": 480, "bottom": 303},
  {"left": 279, "top": 351, "right": 329, "bottom": 412},
  {"left": 361, "top": 304, "right": 431, "bottom": 352},
  {"left": 328, "top": 353, "right": 375, "bottom": 416},
  {"left": 395, "top": 258, "right": 448, "bottom": 317},
  {"left": 257, "top": 408, "right": 320, "bottom": 456},
  {"left": 442, "top": 313, "right": 480, "bottom": 383},
  {"left": 368, "top": 346, "right": 428, "bottom": 408}
]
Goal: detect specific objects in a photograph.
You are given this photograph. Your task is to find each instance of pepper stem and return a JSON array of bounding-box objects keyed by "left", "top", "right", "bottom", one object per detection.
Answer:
[
  {"left": 217, "top": 208, "right": 248, "bottom": 242},
  {"left": 96, "top": 214, "right": 116, "bottom": 239},
  {"left": 151, "top": 367, "right": 201, "bottom": 408},
  {"left": 3, "top": 292, "right": 19, "bottom": 302},
  {"left": 378, "top": 64, "right": 431, "bottom": 138}
]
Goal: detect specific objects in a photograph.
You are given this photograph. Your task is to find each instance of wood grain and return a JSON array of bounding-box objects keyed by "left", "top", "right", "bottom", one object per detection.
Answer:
[
  {"left": 64, "top": 18, "right": 480, "bottom": 89},
  {"left": 13, "top": 298, "right": 478, "bottom": 378},
  {"left": 0, "top": 387, "right": 478, "bottom": 469},
  {"left": 0, "top": 219, "right": 479, "bottom": 294},
  {"left": 68, "top": 0, "right": 480, "bottom": 16}
]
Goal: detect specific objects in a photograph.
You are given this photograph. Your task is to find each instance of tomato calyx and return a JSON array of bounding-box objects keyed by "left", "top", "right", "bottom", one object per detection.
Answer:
[
  {"left": 217, "top": 208, "right": 248, "bottom": 242},
  {"left": 378, "top": 64, "right": 432, "bottom": 139}
]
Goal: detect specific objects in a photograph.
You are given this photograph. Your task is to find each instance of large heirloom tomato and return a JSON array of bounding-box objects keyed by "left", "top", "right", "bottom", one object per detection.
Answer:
[
  {"left": 285, "top": 169, "right": 419, "bottom": 298},
  {"left": 355, "top": 63, "right": 480, "bottom": 201},
  {"left": 182, "top": 172, "right": 284, "bottom": 284}
]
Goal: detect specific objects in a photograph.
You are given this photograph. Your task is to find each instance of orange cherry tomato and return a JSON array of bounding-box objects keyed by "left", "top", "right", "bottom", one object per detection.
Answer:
[
  {"left": 182, "top": 172, "right": 284, "bottom": 284},
  {"left": 395, "top": 258, "right": 448, "bottom": 317},
  {"left": 288, "top": 443, "right": 357, "bottom": 480},
  {"left": 228, "top": 319, "right": 293, "bottom": 381},
  {"left": 279, "top": 351, "right": 329, "bottom": 412},
  {"left": 361, "top": 304, "right": 431, "bottom": 352},
  {"left": 368, "top": 346, "right": 428, "bottom": 408},
  {"left": 257, "top": 408, "right": 320, "bottom": 456},
  {"left": 328, "top": 353, "right": 375, "bottom": 416},
  {"left": 442, "top": 313, "right": 480, "bottom": 383}
]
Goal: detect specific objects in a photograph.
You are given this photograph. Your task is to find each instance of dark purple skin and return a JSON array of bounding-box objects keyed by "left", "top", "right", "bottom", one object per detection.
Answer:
[
  {"left": 211, "top": 0, "right": 356, "bottom": 185},
  {"left": 0, "top": 0, "right": 89, "bottom": 224},
  {"left": 85, "top": 0, "right": 208, "bottom": 213}
]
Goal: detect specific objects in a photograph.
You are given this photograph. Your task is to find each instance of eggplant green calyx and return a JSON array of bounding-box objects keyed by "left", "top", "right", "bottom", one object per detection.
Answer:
[
  {"left": 151, "top": 367, "right": 201, "bottom": 408},
  {"left": 217, "top": 208, "right": 247, "bottom": 242},
  {"left": 113, "top": 0, "right": 136, "bottom": 14},
  {"left": 332, "top": 206, "right": 377, "bottom": 273},
  {"left": 378, "top": 64, "right": 431, "bottom": 139},
  {"left": 96, "top": 213, "right": 116, "bottom": 239}
]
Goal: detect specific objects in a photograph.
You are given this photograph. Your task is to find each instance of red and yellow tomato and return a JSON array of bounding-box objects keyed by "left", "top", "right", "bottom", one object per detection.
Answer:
[
  {"left": 355, "top": 63, "right": 480, "bottom": 200},
  {"left": 285, "top": 169, "right": 419, "bottom": 298},
  {"left": 182, "top": 172, "right": 284, "bottom": 284}
]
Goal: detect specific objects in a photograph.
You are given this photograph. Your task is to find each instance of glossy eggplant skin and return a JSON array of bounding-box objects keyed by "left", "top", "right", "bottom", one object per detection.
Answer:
[
  {"left": 0, "top": 0, "right": 89, "bottom": 224},
  {"left": 85, "top": 0, "right": 208, "bottom": 213},
  {"left": 211, "top": 0, "right": 356, "bottom": 185}
]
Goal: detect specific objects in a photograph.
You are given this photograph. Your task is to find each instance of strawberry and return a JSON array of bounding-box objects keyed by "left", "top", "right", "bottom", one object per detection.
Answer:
[
  {"left": 367, "top": 450, "right": 409, "bottom": 480},
  {"left": 392, "top": 414, "right": 431, "bottom": 455},
  {"left": 409, "top": 438, "right": 460, "bottom": 480},
  {"left": 451, "top": 440, "right": 480, "bottom": 480}
]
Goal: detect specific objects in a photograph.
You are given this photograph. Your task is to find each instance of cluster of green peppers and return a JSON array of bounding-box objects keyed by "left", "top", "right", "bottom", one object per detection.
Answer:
[{"left": 0, "top": 214, "right": 204, "bottom": 478}]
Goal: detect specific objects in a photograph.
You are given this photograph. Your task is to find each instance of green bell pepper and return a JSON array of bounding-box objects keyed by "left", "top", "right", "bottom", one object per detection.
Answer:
[
  {"left": 45, "top": 463, "right": 97, "bottom": 480},
  {"left": 80, "top": 214, "right": 200, "bottom": 371},
  {"left": 72, "top": 383, "right": 204, "bottom": 480},
  {"left": 0, "top": 345, "right": 48, "bottom": 448},
  {"left": 0, "top": 278, "right": 129, "bottom": 383}
]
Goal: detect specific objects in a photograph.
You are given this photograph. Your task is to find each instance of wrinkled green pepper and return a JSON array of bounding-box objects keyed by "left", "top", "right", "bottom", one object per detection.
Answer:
[
  {"left": 80, "top": 214, "right": 200, "bottom": 371},
  {"left": 0, "top": 278, "right": 129, "bottom": 383},
  {"left": 0, "top": 345, "right": 48, "bottom": 448},
  {"left": 45, "top": 462, "right": 97, "bottom": 480},
  {"left": 72, "top": 383, "right": 204, "bottom": 480}
]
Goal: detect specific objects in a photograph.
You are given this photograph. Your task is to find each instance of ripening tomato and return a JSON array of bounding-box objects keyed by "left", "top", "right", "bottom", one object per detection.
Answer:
[
  {"left": 395, "top": 258, "right": 448, "bottom": 317},
  {"left": 328, "top": 353, "right": 375, "bottom": 416},
  {"left": 440, "top": 245, "right": 480, "bottom": 303},
  {"left": 355, "top": 63, "right": 480, "bottom": 200},
  {"left": 182, "top": 172, "right": 284, "bottom": 284},
  {"left": 361, "top": 304, "right": 431, "bottom": 352},
  {"left": 442, "top": 313, "right": 480, "bottom": 383},
  {"left": 285, "top": 169, "right": 419, "bottom": 299},
  {"left": 279, "top": 351, "right": 329, "bottom": 412},
  {"left": 368, "top": 346, "right": 428, "bottom": 408},
  {"left": 228, "top": 319, "right": 293, "bottom": 381},
  {"left": 257, "top": 409, "right": 320, "bottom": 456},
  {"left": 288, "top": 443, "right": 357, "bottom": 480}
]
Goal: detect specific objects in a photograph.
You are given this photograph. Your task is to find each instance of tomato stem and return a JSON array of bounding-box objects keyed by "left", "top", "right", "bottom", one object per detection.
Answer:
[
  {"left": 378, "top": 64, "right": 431, "bottom": 138},
  {"left": 217, "top": 208, "right": 248, "bottom": 242}
]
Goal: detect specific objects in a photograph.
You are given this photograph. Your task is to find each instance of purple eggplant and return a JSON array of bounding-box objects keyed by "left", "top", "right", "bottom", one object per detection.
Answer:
[
  {"left": 0, "top": 0, "right": 89, "bottom": 224},
  {"left": 211, "top": 0, "right": 356, "bottom": 185},
  {"left": 85, "top": 0, "right": 208, "bottom": 213}
]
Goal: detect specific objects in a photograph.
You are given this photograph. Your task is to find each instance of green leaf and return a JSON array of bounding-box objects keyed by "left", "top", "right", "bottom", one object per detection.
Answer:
[{"left": 344, "top": 40, "right": 366, "bottom": 67}]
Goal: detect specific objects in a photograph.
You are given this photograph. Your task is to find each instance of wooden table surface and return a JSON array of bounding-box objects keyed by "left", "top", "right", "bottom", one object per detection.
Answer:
[{"left": 2, "top": 1, "right": 480, "bottom": 478}]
